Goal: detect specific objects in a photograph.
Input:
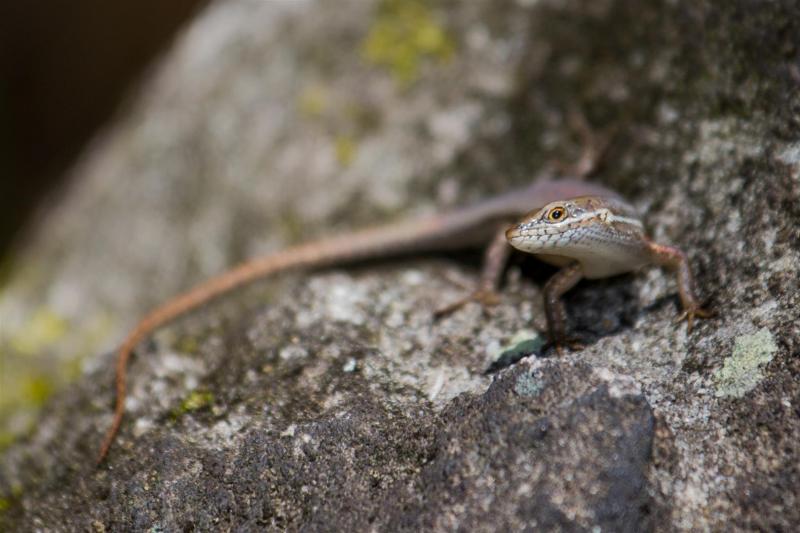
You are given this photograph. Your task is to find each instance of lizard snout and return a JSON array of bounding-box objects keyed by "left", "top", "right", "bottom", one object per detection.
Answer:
[
  {"left": 505, "top": 223, "right": 531, "bottom": 250},
  {"left": 505, "top": 225, "right": 519, "bottom": 241}
]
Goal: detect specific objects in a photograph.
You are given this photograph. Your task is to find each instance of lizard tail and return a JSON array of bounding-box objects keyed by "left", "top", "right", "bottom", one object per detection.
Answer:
[
  {"left": 95, "top": 178, "right": 619, "bottom": 464},
  {"left": 96, "top": 217, "right": 447, "bottom": 464}
]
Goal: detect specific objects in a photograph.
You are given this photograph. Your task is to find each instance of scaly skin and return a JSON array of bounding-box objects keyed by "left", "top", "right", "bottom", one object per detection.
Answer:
[{"left": 506, "top": 195, "right": 712, "bottom": 351}]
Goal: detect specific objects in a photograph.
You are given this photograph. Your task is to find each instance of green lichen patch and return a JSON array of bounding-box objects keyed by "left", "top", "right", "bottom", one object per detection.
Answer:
[
  {"left": 174, "top": 335, "right": 201, "bottom": 356},
  {"left": 334, "top": 135, "right": 357, "bottom": 167},
  {"left": 362, "top": 0, "right": 454, "bottom": 86},
  {"left": 489, "top": 330, "right": 545, "bottom": 374},
  {"left": 297, "top": 84, "right": 328, "bottom": 118},
  {"left": 7, "top": 308, "right": 68, "bottom": 356},
  {"left": 175, "top": 390, "right": 215, "bottom": 416},
  {"left": 23, "top": 376, "right": 54, "bottom": 407},
  {"left": 0, "top": 310, "right": 112, "bottom": 448},
  {"left": 713, "top": 328, "right": 778, "bottom": 398},
  {"left": 0, "top": 371, "right": 56, "bottom": 451}
]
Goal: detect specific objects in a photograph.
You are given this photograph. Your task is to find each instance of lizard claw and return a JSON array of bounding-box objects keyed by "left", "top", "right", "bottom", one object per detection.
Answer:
[
  {"left": 674, "top": 306, "right": 714, "bottom": 333},
  {"left": 434, "top": 288, "right": 501, "bottom": 319}
]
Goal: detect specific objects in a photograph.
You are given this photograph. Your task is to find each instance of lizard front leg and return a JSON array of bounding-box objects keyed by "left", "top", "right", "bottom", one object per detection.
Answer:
[
  {"left": 435, "top": 224, "right": 511, "bottom": 317},
  {"left": 645, "top": 241, "right": 713, "bottom": 332},
  {"left": 543, "top": 261, "right": 584, "bottom": 354}
]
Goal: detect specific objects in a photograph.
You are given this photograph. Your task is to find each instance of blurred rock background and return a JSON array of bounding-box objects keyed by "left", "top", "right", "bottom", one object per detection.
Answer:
[
  {"left": 0, "top": 0, "right": 207, "bottom": 255},
  {"left": 0, "top": 0, "right": 206, "bottom": 447}
]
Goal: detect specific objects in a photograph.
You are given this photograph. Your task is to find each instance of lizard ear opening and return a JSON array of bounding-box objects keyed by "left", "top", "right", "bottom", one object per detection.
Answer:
[{"left": 546, "top": 206, "right": 567, "bottom": 222}]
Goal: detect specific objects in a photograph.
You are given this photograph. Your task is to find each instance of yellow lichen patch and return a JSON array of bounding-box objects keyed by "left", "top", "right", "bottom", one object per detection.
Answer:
[
  {"left": 0, "top": 310, "right": 114, "bottom": 448},
  {"left": 23, "top": 375, "right": 54, "bottom": 407},
  {"left": 174, "top": 335, "right": 201, "bottom": 355},
  {"left": 0, "top": 372, "right": 55, "bottom": 450},
  {"left": 8, "top": 308, "right": 68, "bottom": 356},
  {"left": 178, "top": 390, "right": 215, "bottom": 414},
  {"left": 0, "top": 370, "right": 54, "bottom": 412},
  {"left": 298, "top": 84, "right": 328, "bottom": 117},
  {"left": 334, "top": 135, "right": 358, "bottom": 167},
  {"left": 362, "top": 0, "right": 455, "bottom": 86}
]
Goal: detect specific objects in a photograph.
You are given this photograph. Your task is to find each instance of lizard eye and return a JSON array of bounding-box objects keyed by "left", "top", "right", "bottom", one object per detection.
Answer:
[{"left": 546, "top": 206, "right": 567, "bottom": 222}]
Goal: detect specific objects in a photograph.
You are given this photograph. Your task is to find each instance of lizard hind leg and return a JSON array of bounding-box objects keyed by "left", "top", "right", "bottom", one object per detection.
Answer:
[
  {"left": 549, "top": 106, "right": 617, "bottom": 179},
  {"left": 434, "top": 225, "right": 511, "bottom": 318}
]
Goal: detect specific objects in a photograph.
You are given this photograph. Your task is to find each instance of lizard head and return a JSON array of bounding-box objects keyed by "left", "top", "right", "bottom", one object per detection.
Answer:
[{"left": 505, "top": 196, "right": 643, "bottom": 256}]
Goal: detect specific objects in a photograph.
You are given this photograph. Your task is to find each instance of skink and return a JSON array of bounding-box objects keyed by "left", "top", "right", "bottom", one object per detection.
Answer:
[{"left": 97, "top": 178, "right": 710, "bottom": 463}]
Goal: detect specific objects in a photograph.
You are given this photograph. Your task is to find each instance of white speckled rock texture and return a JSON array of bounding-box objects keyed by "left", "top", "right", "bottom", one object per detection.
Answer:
[{"left": 1, "top": 0, "right": 799, "bottom": 530}]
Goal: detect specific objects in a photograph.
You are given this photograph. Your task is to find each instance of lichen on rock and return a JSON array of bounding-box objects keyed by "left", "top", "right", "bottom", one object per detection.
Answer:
[{"left": 713, "top": 328, "right": 778, "bottom": 398}]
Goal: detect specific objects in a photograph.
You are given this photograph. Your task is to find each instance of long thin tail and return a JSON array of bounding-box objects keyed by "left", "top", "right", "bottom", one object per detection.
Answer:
[{"left": 96, "top": 216, "right": 450, "bottom": 464}]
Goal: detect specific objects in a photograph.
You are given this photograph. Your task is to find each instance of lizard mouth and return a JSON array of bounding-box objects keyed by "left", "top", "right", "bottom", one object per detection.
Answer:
[
  {"left": 505, "top": 223, "right": 539, "bottom": 251},
  {"left": 505, "top": 222, "right": 563, "bottom": 253},
  {"left": 505, "top": 225, "right": 520, "bottom": 241}
]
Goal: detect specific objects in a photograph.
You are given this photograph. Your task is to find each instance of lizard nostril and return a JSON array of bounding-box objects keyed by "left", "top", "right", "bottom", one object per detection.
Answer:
[{"left": 505, "top": 226, "right": 519, "bottom": 240}]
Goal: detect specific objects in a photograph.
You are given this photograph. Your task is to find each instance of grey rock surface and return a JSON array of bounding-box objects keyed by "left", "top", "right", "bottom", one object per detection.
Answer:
[{"left": 1, "top": 0, "right": 799, "bottom": 531}]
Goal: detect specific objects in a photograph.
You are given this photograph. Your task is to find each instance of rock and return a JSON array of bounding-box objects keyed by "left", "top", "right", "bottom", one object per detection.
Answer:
[{"left": 2, "top": 0, "right": 799, "bottom": 530}]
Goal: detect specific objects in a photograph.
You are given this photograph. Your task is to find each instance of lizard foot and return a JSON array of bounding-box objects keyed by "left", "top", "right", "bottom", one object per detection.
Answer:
[
  {"left": 674, "top": 306, "right": 714, "bottom": 333},
  {"left": 434, "top": 289, "right": 501, "bottom": 319},
  {"left": 546, "top": 337, "right": 585, "bottom": 357}
]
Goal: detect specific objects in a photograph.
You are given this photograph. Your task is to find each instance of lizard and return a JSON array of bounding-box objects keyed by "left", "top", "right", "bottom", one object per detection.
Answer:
[{"left": 96, "top": 177, "right": 711, "bottom": 464}]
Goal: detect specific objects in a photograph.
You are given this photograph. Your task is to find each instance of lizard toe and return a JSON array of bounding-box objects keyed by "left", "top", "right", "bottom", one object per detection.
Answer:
[
  {"left": 675, "top": 306, "right": 714, "bottom": 333},
  {"left": 434, "top": 288, "right": 501, "bottom": 319}
]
